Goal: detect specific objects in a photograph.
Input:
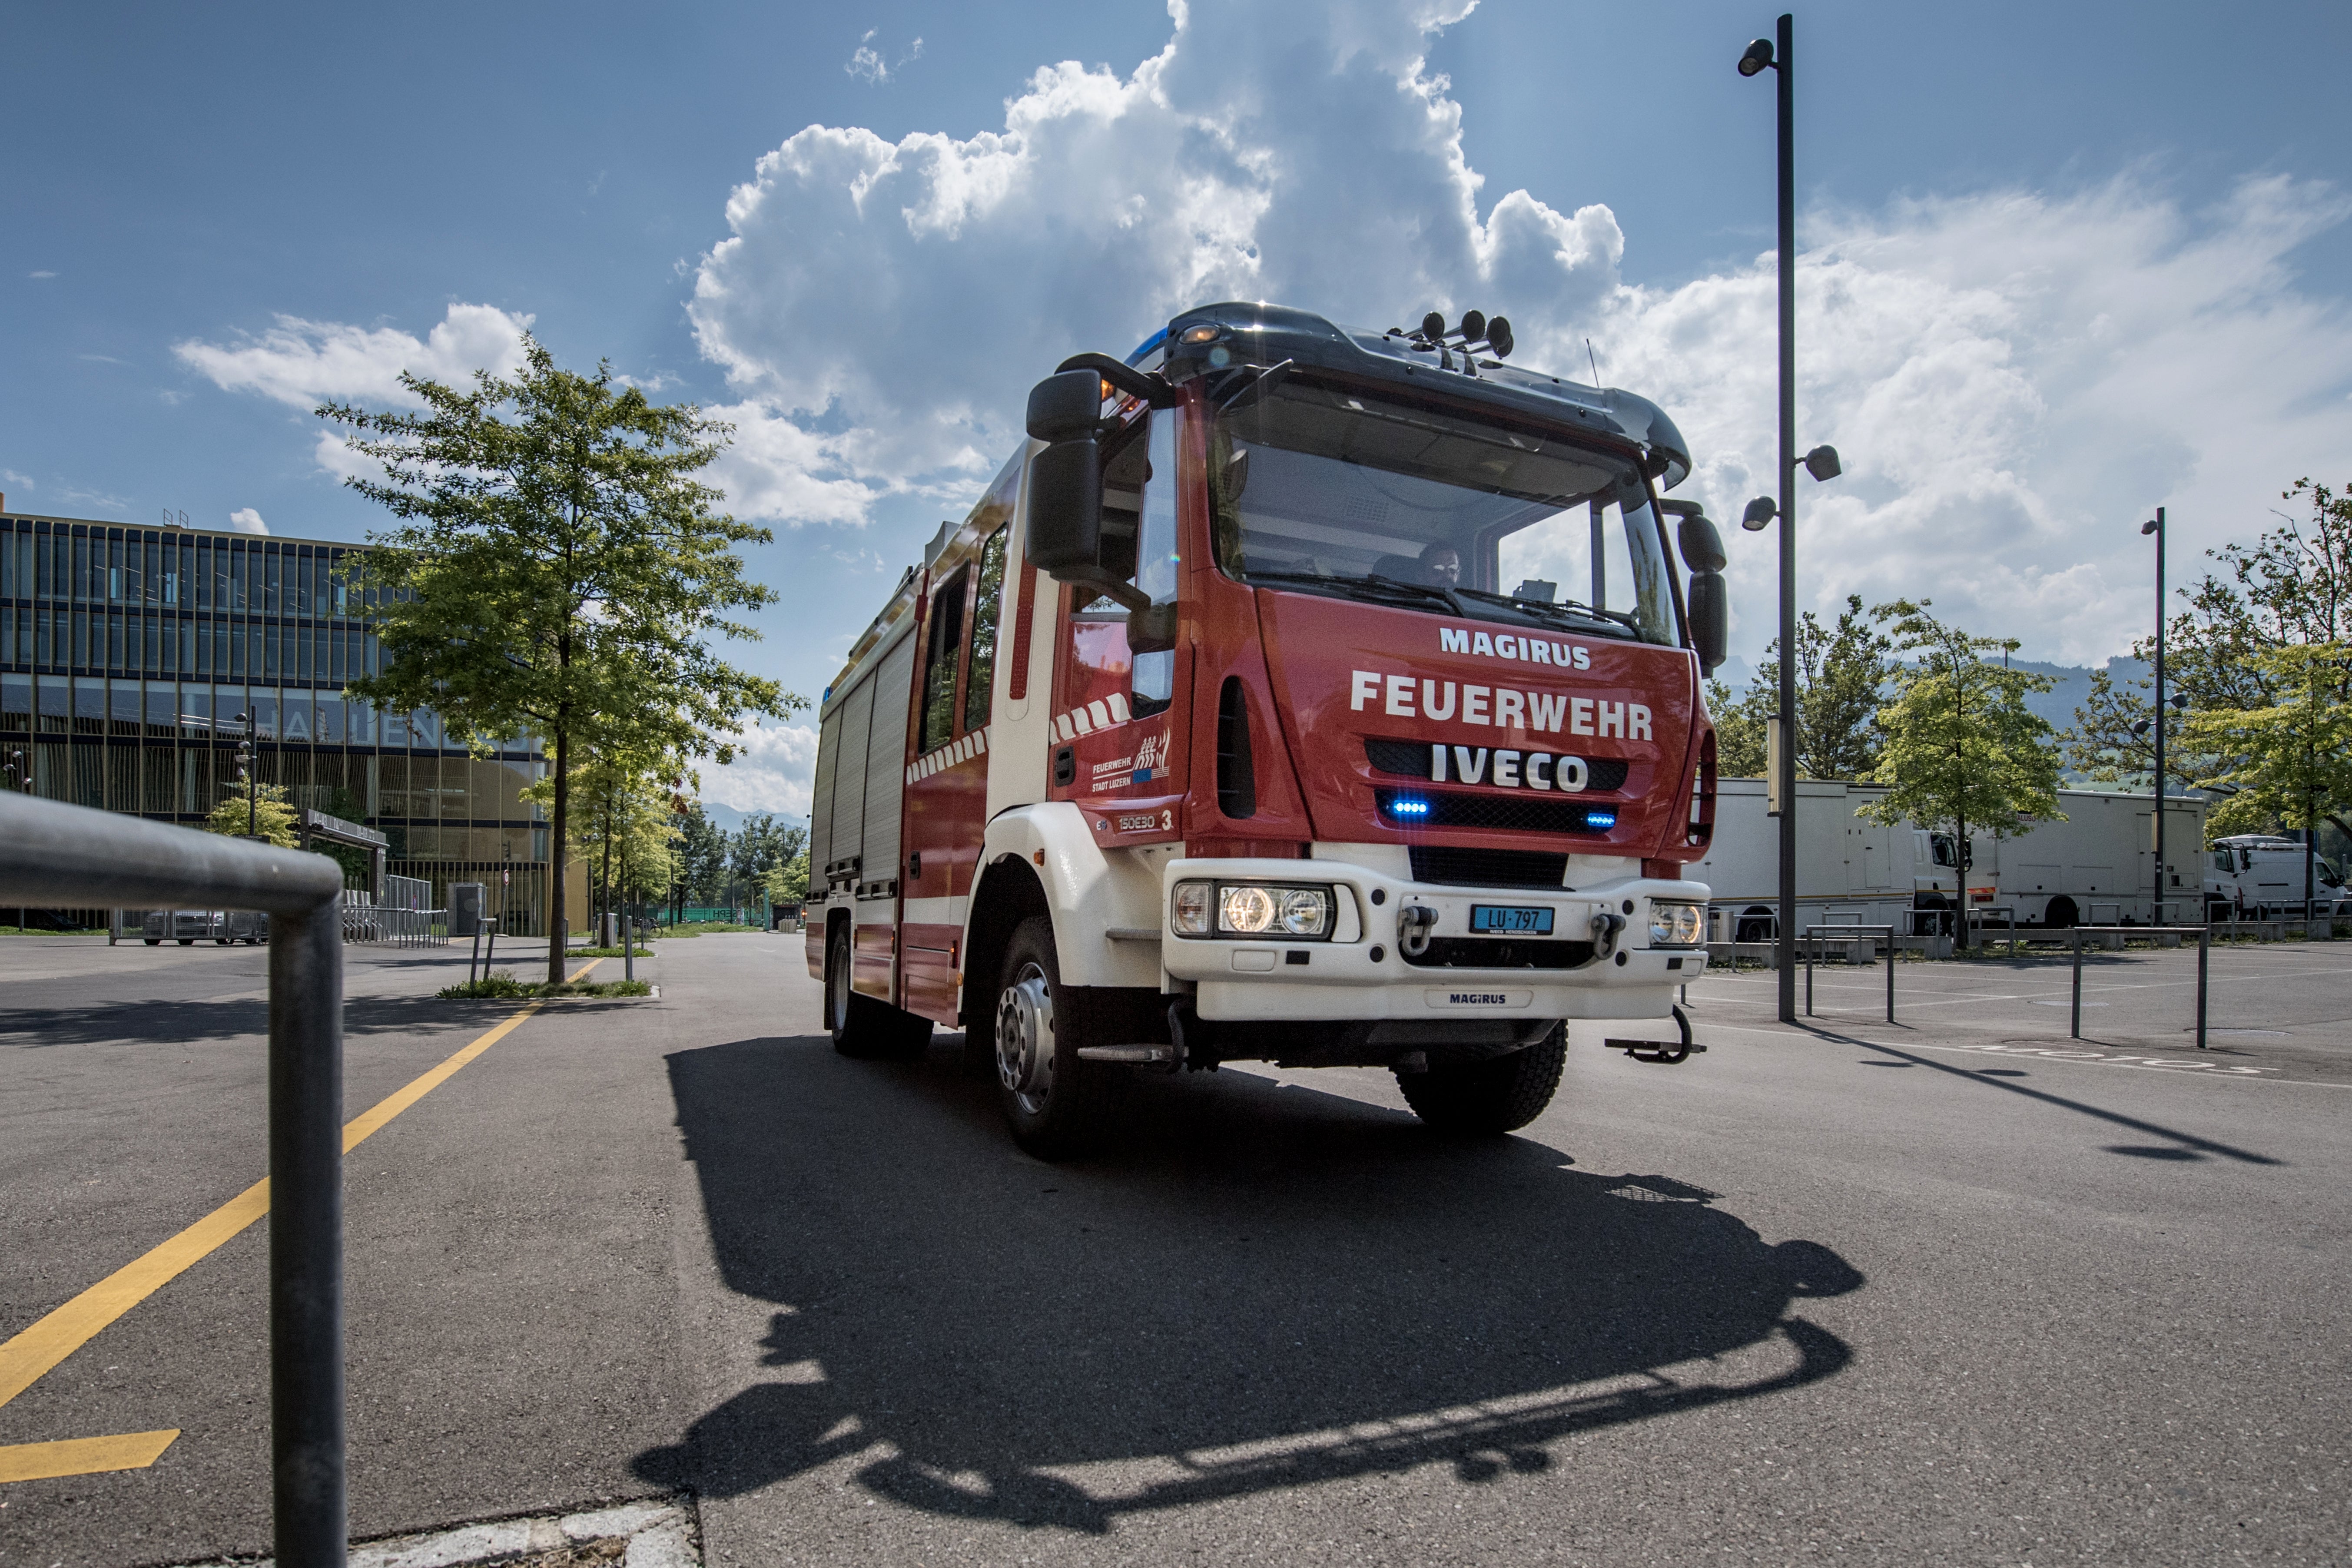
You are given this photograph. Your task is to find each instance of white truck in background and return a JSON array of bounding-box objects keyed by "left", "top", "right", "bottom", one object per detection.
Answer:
[
  {"left": 1694, "top": 778, "right": 2208, "bottom": 939},
  {"left": 2205, "top": 835, "right": 2348, "bottom": 918}
]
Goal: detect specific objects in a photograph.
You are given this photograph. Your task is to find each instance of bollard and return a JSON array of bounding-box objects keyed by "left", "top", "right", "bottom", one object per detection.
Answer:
[
  {"left": 2196, "top": 924, "right": 2210, "bottom": 1050},
  {"left": 1886, "top": 930, "right": 1896, "bottom": 1023},
  {"left": 1804, "top": 931, "right": 1814, "bottom": 1017},
  {"left": 2070, "top": 928, "right": 2083, "bottom": 1040}
]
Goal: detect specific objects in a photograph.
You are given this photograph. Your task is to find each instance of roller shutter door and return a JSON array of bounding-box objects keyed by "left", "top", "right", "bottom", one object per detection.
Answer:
[
  {"left": 808, "top": 703, "right": 844, "bottom": 878},
  {"left": 860, "top": 629, "right": 918, "bottom": 892},
  {"left": 829, "top": 677, "right": 874, "bottom": 880}
]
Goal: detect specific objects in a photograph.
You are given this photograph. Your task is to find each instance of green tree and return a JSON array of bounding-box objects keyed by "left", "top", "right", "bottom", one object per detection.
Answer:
[
  {"left": 1705, "top": 594, "right": 1893, "bottom": 779},
  {"left": 540, "top": 743, "right": 686, "bottom": 942},
  {"left": 2187, "top": 641, "right": 2352, "bottom": 858},
  {"left": 205, "top": 780, "right": 301, "bottom": 849},
  {"left": 2069, "top": 478, "right": 2352, "bottom": 807},
  {"left": 321, "top": 335, "right": 797, "bottom": 981},
  {"left": 729, "top": 813, "right": 806, "bottom": 885},
  {"left": 760, "top": 849, "right": 809, "bottom": 906},
  {"left": 674, "top": 803, "right": 730, "bottom": 906},
  {"left": 1860, "top": 600, "right": 2066, "bottom": 948}
]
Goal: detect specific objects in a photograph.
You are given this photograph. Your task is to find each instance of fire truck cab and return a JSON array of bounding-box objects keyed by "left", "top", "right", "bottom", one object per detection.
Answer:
[{"left": 807, "top": 302, "right": 1725, "bottom": 1155}]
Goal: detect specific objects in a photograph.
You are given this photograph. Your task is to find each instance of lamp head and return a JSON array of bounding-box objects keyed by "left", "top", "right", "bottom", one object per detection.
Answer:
[
  {"left": 2140, "top": 518, "right": 2160, "bottom": 536},
  {"left": 1803, "top": 444, "right": 1843, "bottom": 482},
  {"left": 2131, "top": 719, "right": 2152, "bottom": 738},
  {"left": 1740, "top": 496, "right": 1778, "bottom": 532},
  {"left": 1738, "top": 37, "right": 1775, "bottom": 76}
]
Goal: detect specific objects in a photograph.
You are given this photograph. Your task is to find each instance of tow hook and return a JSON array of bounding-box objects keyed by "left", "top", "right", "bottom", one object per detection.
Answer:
[
  {"left": 1590, "top": 910, "right": 1627, "bottom": 958},
  {"left": 1398, "top": 904, "right": 1439, "bottom": 958},
  {"left": 1606, "top": 1005, "right": 1702, "bottom": 1065}
]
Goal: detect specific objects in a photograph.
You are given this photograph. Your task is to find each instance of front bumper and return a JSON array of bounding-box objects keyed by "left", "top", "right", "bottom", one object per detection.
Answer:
[{"left": 1159, "top": 856, "right": 1707, "bottom": 1022}]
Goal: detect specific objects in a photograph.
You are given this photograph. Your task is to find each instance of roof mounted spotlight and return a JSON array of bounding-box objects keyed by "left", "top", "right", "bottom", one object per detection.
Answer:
[
  {"left": 1803, "top": 444, "right": 1842, "bottom": 482},
  {"left": 1455, "top": 309, "right": 1488, "bottom": 345},
  {"left": 1486, "top": 315, "right": 1513, "bottom": 358},
  {"left": 1741, "top": 496, "right": 1778, "bottom": 532},
  {"left": 1420, "top": 310, "right": 1446, "bottom": 341},
  {"left": 1737, "top": 37, "right": 1775, "bottom": 76}
]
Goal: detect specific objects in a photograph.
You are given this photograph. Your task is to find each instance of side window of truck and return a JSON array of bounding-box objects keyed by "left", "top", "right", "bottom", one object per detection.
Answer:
[
  {"left": 962, "top": 527, "right": 1008, "bottom": 734},
  {"left": 918, "top": 566, "right": 968, "bottom": 756},
  {"left": 1129, "top": 411, "right": 1180, "bottom": 718}
]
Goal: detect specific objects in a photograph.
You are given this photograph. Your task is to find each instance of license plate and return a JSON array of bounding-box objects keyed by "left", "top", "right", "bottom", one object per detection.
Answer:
[{"left": 1469, "top": 904, "right": 1554, "bottom": 935}]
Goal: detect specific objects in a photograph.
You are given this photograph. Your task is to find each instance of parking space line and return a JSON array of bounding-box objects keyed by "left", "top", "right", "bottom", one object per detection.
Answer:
[
  {"left": 0, "top": 1429, "right": 180, "bottom": 1482},
  {"left": 0, "top": 958, "right": 601, "bottom": 1426}
]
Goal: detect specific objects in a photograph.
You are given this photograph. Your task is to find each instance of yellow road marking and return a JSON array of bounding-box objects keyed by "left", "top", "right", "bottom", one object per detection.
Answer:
[
  {"left": 0, "top": 955, "right": 603, "bottom": 1419},
  {"left": 0, "top": 1429, "right": 180, "bottom": 1482}
]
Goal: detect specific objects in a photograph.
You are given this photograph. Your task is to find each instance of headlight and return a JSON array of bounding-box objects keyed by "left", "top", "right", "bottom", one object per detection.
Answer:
[
  {"left": 1649, "top": 901, "right": 1705, "bottom": 947},
  {"left": 1171, "top": 880, "right": 1335, "bottom": 940},
  {"left": 1221, "top": 885, "right": 1277, "bottom": 933}
]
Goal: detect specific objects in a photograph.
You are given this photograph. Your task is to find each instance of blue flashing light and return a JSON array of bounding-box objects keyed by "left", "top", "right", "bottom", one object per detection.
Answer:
[
  {"left": 1389, "top": 796, "right": 1432, "bottom": 818},
  {"left": 1584, "top": 809, "right": 1619, "bottom": 830}
]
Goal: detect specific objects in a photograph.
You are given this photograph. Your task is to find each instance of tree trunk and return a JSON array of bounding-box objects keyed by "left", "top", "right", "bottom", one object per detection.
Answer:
[{"left": 548, "top": 726, "right": 570, "bottom": 985}]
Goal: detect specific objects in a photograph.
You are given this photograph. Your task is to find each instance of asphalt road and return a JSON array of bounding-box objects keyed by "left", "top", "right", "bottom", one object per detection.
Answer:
[{"left": 2, "top": 930, "right": 2348, "bottom": 1565}]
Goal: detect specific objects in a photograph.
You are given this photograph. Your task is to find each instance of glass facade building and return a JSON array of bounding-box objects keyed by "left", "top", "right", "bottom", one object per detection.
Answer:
[{"left": 0, "top": 511, "right": 555, "bottom": 932}]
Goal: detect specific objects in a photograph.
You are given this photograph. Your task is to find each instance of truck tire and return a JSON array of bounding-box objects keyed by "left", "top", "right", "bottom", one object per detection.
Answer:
[
  {"left": 827, "top": 922, "right": 930, "bottom": 1061},
  {"left": 178, "top": 938, "right": 195, "bottom": 946},
  {"left": 991, "top": 916, "right": 1122, "bottom": 1159},
  {"left": 1395, "top": 1026, "right": 1566, "bottom": 1136},
  {"left": 144, "top": 938, "right": 160, "bottom": 946}
]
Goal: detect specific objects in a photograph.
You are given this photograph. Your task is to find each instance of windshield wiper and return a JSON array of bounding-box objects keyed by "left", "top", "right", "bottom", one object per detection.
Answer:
[
  {"left": 1243, "top": 569, "right": 1467, "bottom": 617},
  {"left": 1456, "top": 585, "right": 1640, "bottom": 633}
]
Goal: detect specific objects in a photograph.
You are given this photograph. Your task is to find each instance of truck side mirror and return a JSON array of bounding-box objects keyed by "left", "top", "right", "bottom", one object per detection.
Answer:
[
  {"left": 1686, "top": 569, "right": 1728, "bottom": 676},
  {"left": 1025, "top": 438, "right": 1103, "bottom": 575},
  {"left": 1658, "top": 500, "right": 1729, "bottom": 675}
]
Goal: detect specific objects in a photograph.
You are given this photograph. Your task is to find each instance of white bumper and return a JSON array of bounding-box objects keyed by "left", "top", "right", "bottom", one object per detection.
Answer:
[{"left": 1158, "top": 856, "right": 1708, "bottom": 1023}]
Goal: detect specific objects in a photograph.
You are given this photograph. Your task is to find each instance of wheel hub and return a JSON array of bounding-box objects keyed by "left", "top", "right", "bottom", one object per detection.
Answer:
[{"left": 995, "top": 966, "right": 1055, "bottom": 1111}]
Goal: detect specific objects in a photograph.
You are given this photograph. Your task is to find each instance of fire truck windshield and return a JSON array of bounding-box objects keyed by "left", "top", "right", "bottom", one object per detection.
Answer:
[{"left": 1208, "top": 379, "right": 1680, "bottom": 646}]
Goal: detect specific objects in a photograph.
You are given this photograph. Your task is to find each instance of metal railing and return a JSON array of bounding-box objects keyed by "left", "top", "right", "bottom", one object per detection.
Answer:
[
  {"left": 1802, "top": 925, "right": 1896, "bottom": 1023},
  {"left": 2069, "top": 924, "right": 2211, "bottom": 1048},
  {"left": 0, "top": 792, "right": 348, "bottom": 1566}
]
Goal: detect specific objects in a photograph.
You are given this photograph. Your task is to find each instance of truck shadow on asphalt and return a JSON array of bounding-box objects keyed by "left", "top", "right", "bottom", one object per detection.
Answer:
[{"left": 634, "top": 1035, "right": 1863, "bottom": 1532}]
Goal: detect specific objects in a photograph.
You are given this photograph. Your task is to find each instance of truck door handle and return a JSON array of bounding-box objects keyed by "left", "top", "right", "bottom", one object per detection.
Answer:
[
  {"left": 1052, "top": 745, "right": 1076, "bottom": 787},
  {"left": 906, "top": 852, "right": 922, "bottom": 879}
]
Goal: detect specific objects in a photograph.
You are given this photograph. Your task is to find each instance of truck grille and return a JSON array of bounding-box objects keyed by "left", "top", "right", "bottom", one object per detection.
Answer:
[
  {"left": 1409, "top": 847, "right": 1568, "bottom": 888},
  {"left": 1401, "top": 937, "right": 1596, "bottom": 970},
  {"left": 1378, "top": 788, "right": 1618, "bottom": 836},
  {"left": 1364, "top": 737, "right": 1628, "bottom": 793}
]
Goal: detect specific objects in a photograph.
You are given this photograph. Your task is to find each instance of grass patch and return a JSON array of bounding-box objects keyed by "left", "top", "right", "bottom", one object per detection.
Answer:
[
  {"left": 438, "top": 972, "right": 654, "bottom": 1000},
  {"left": 568, "top": 944, "right": 654, "bottom": 958}
]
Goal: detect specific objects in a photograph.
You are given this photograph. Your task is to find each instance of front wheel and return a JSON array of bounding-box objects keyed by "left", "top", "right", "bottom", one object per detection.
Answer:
[
  {"left": 992, "top": 916, "right": 1122, "bottom": 1158},
  {"left": 1395, "top": 1026, "right": 1566, "bottom": 1136},
  {"left": 178, "top": 938, "right": 194, "bottom": 946},
  {"left": 144, "top": 938, "right": 160, "bottom": 946}
]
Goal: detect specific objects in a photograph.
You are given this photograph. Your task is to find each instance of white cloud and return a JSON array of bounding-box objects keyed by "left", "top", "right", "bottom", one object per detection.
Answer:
[
  {"left": 29, "top": 270, "right": 56, "bottom": 279},
  {"left": 698, "top": 722, "right": 819, "bottom": 816},
  {"left": 228, "top": 507, "right": 269, "bottom": 534},
  {"left": 845, "top": 29, "right": 920, "bottom": 85},
  {"left": 173, "top": 302, "right": 534, "bottom": 411},
  {"left": 2, "top": 468, "right": 31, "bottom": 489},
  {"left": 687, "top": 0, "right": 2352, "bottom": 662}
]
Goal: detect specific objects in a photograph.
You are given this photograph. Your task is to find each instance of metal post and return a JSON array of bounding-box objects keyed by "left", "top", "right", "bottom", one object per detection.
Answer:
[
  {"left": 2070, "top": 928, "right": 2083, "bottom": 1039},
  {"left": 269, "top": 900, "right": 346, "bottom": 1565},
  {"left": 468, "top": 927, "right": 481, "bottom": 986},
  {"left": 0, "top": 795, "right": 348, "bottom": 1565},
  {"left": 1773, "top": 9, "right": 1799, "bottom": 1024},
  {"left": 2150, "top": 506, "right": 2166, "bottom": 923},
  {"left": 1804, "top": 927, "right": 1814, "bottom": 1016},
  {"left": 2196, "top": 923, "right": 2210, "bottom": 1050},
  {"left": 1886, "top": 927, "right": 1895, "bottom": 1023}
]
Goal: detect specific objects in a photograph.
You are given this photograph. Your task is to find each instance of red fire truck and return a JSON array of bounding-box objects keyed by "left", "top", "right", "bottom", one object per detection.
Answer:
[{"left": 807, "top": 302, "right": 1727, "bottom": 1155}]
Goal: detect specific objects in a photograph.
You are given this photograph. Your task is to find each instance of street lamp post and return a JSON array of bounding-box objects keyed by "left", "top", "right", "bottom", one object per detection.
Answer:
[
  {"left": 2140, "top": 508, "right": 2167, "bottom": 922},
  {"left": 1740, "top": 14, "right": 1821, "bottom": 1021}
]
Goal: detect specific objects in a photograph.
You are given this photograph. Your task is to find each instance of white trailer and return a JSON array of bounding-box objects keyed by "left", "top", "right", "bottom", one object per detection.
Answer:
[{"left": 1693, "top": 779, "right": 2208, "bottom": 939}]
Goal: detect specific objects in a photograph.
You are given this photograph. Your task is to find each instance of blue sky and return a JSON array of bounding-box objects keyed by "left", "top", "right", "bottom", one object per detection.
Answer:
[{"left": 7, "top": 0, "right": 2349, "bottom": 813}]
